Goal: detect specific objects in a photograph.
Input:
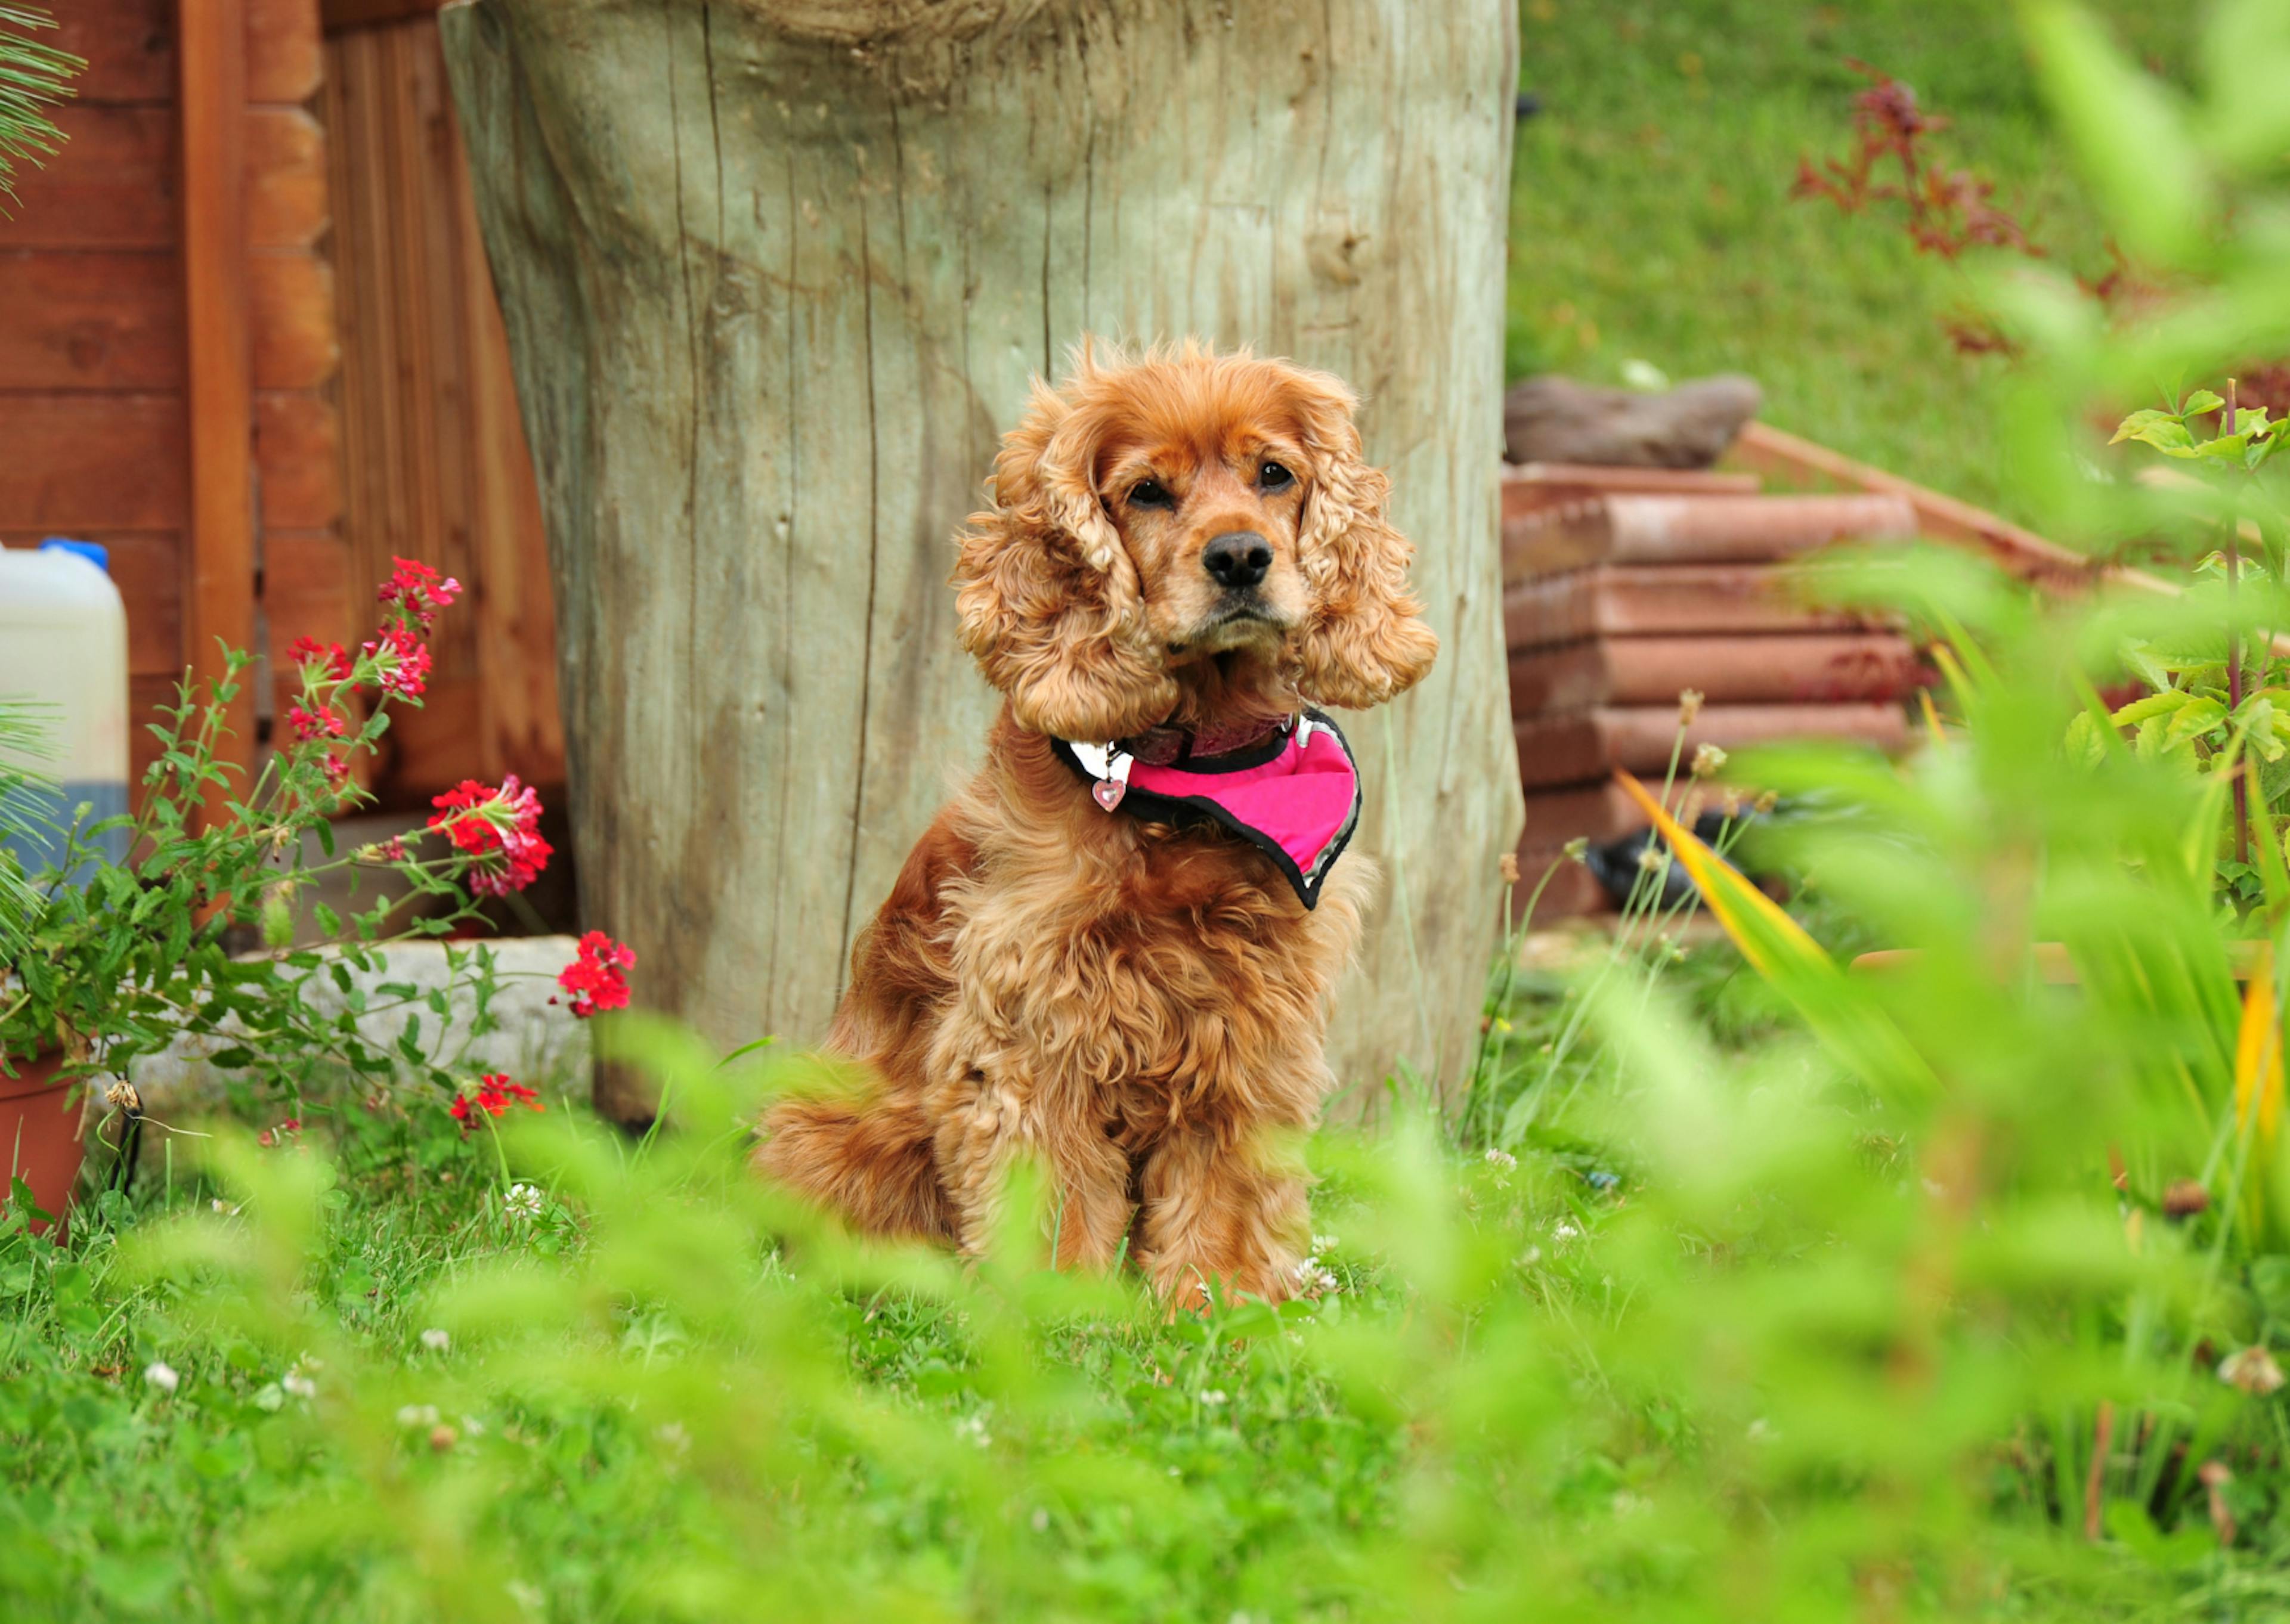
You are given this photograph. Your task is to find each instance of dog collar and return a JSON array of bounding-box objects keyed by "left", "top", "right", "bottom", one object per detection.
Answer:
[{"left": 1052, "top": 710, "right": 1362, "bottom": 910}]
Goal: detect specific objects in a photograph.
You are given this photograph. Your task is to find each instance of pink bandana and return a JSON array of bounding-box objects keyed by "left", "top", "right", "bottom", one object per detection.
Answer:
[{"left": 1054, "top": 711, "right": 1362, "bottom": 909}]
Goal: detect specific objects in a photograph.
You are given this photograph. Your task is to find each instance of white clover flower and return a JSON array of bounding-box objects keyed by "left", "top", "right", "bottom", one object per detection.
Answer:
[
  {"left": 954, "top": 1412, "right": 992, "bottom": 1448},
  {"left": 1552, "top": 1220, "right": 1582, "bottom": 1242},
  {"left": 1199, "top": 1389, "right": 1228, "bottom": 1406},
  {"left": 460, "top": 1414, "right": 486, "bottom": 1437},
  {"left": 281, "top": 1371, "right": 317, "bottom": 1400},
  {"left": 143, "top": 1360, "right": 180, "bottom": 1394},
  {"left": 2220, "top": 1346, "right": 2286, "bottom": 1396},
  {"left": 397, "top": 1404, "right": 440, "bottom": 1428},
  {"left": 505, "top": 1182, "right": 544, "bottom": 1223},
  {"left": 1484, "top": 1148, "right": 1518, "bottom": 1170},
  {"left": 1517, "top": 1246, "right": 1544, "bottom": 1267},
  {"left": 1311, "top": 1233, "right": 1338, "bottom": 1253},
  {"left": 419, "top": 1328, "right": 450, "bottom": 1354}
]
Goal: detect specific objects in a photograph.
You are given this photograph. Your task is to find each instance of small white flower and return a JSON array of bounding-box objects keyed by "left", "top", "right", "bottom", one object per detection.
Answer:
[
  {"left": 281, "top": 1371, "right": 317, "bottom": 1400},
  {"left": 1517, "top": 1246, "right": 1544, "bottom": 1267},
  {"left": 1311, "top": 1233, "right": 1338, "bottom": 1253},
  {"left": 143, "top": 1360, "right": 179, "bottom": 1394},
  {"left": 397, "top": 1404, "right": 440, "bottom": 1428},
  {"left": 2220, "top": 1346, "right": 2286, "bottom": 1396},
  {"left": 954, "top": 1412, "right": 992, "bottom": 1448},
  {"left": 1199, "top": 1389, "right": 1228, "bottom": 1406},
  {"left": 1483, "top": 1148, "right": 1518, "bottom": 1170},
  {"left": 1552, "top": 1221, "right": 1582, "bottom": 1242},
  {"left": 209, "top": 1198, "right": 241, "bottom": 1216},
  {"left": 505, "top": 1182, "right": 544, "bottom": 1222},
  {"left": 655, "top": 1421, "right": 689, "bottom": 1453},
  {"left": 460, "top": 1414, "right": 486, "bottom": 1437},
  {"left": 419, "top": 1328, "right": 450, "bottom": 1353}
]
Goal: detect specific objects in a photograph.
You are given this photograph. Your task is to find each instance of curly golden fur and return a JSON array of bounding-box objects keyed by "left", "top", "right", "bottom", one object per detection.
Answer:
[{"left": 757, "top": 343, "right": 1437, "bottom": 1306}]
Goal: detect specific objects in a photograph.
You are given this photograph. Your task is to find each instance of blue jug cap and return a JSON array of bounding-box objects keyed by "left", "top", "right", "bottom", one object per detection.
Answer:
[{"left": 39, "top": 538, "right": 110, "bottom": 575}]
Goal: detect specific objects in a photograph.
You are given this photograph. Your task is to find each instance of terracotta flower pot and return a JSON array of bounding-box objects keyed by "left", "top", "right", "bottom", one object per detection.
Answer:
[{"left": 1, "top": 1052, "right": 85, "bottom": 1231}]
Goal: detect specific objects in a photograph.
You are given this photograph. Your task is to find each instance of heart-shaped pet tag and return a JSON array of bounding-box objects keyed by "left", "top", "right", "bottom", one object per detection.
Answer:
[{"left": 1092, "top": 777, "right": 1127, "bottom": 812}]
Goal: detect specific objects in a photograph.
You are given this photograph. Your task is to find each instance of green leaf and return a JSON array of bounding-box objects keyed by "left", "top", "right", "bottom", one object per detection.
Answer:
[
  {"left": 2110, "top": 408, "right": 2194, "bottom": 452},
  {"left": 2181, "top": 388, "right": 2226, "bottom": 416},
  {"left": 2108, "top": 689, "right": 2189, "bottom": 727},
  {"left": 2163, "top": 695, "right": 2227, "bottom": 745},
  {"left": 2023, "top": 2, "right": 2209, "bottom": 268}
]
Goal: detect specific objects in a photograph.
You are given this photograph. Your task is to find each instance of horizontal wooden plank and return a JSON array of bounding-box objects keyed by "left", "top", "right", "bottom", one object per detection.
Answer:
[
  {"left": 48, "top": 0, "right": 173, "bottom": 104},
  {"left": 0, "top": 530, "right": 182, "bottom": 675},
  {"left": 0, "top": 106, "right": 173, "bottom": 249},
  {"left": 1729, "top": 422, "right": 2096, "bottom": 584},
  {"left": 1504, "top": 565, "right": 1878, "bottom": 650},
  {"left": 247, "top": 107, "right": 328, "bottom": 249},
  {"left": 1519, "top": 780, "right": 1762, "bottom": 847},
  {"left": 0, "top": 395, "right": 187, "bottom": 528},
  {"left": 250, "top": 250, "right": 339, "bottom": 389},
  {"left": 321, "top": 0, "right": 448, "bottom": 31},
  {"left": 0, "top": 107, "right": 327, "bottom": 251},
  {"left": 0, "top": 251, "right": 184, "bottom": 389},
  {"left": 47, "top": 0, "right": 326, "bottom": 112},
  {"left": 249, "top": 0, "right": 325, "bottom": 103},
  {"left": 1514, "top": 703, "right": 1910, "bottom": 789},
  {"left": 1501, "top": 464, "right": 1762, "bottom": 525},
  {"left": 1509, "top": 633, "right": 1924, "bottom": 714},
  {"left": 254, "top": 392, "right": 343, "bottom": 529},
  {"left": 1505, "top": 492, "right": 1918, "bottom": 581}
]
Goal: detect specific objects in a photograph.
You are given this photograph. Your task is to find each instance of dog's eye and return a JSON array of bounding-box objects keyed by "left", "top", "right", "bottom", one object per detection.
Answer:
[
  {"left": 1129, "top": 479, "right": 1173, "bottom": 509},
  {"left": 1258, "top": 461, "right": 1295, "bottom": 491}
]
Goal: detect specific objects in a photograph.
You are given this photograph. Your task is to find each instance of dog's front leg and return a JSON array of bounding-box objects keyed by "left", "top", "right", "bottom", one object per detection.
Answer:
[
  {"left": 1132, "top": 1125, "right": 1310, "bottom": 1310},
  {"left": 927, "top": 1062, "right": 1131, "bottom": 1266}
]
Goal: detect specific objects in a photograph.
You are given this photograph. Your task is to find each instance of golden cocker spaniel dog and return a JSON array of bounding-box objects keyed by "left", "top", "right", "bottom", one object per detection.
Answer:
[{"left": 757, "top": 343, "right": 1437, "bottom": 1306}]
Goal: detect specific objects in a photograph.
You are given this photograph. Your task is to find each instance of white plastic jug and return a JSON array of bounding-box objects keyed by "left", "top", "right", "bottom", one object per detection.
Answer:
[{"left": 0, "top": 539, "right": 131, "bottom": 879}]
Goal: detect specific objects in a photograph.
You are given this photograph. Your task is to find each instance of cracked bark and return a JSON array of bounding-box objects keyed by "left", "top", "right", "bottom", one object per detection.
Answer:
[{"left": 441, "top": 0, "right": 1522, "bottom": 1124}]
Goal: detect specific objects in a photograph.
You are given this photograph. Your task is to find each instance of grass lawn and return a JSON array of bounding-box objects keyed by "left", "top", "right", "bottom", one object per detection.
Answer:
[{"left": 1506, "top": 0, "right": 2189, "bottom": 523}]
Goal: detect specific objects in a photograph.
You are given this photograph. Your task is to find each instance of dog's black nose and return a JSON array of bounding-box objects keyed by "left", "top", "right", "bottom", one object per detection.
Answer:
[{"left": 1202, "top": 531, "right": 1271, "bottom": 590}]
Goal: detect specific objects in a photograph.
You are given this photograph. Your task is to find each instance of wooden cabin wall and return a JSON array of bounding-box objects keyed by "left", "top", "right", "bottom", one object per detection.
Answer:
[
  {"left": 318, "top": 7, "right": 562, "bottom": 801},
  {"left": 0, "top": 0, "right": 345, "bottom": 798}
]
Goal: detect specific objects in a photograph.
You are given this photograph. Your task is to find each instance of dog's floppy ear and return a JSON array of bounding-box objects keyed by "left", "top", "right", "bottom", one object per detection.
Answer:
[
  {"left": 952, "top": 379, "right": 1180, "bottom": 743},
  {"left": 1281, "top": 370, "right": 1440, "bottom": 710}
]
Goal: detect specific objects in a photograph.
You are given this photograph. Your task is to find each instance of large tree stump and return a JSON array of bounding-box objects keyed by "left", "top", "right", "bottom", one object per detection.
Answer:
[{"left": 440, "top": 0, "right": 1522, "bottom": 1121}]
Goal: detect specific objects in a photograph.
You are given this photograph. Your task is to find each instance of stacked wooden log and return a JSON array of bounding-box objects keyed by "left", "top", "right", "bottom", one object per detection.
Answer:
[{"left": 1504, "top": 464, "right": 1924, "bottom": 915}]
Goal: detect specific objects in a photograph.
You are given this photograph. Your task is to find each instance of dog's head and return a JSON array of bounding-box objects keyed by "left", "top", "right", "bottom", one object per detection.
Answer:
[{"left": 952, "top": 343, "right": 1440, "bottom": 742}]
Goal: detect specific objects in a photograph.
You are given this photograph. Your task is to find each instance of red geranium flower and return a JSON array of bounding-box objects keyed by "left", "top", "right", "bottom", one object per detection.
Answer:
[
  {"left": 286, "top": 703, "right": 346, "bottom": 743},
  {"left": 287, "top": 637, "right": 355, "bottom": 683},
  {"left": 427, "top": 775, "right": 551, "bottom": 897},
  {"left": 556, "top": 931, "right": 635, "bottom": 1018},
  {"left": 377, "top": 556, "right": 462, "bottom": 631},
  {"left": 449, "top": 1073, "right": 541, "bottom": 1130},
  {"left": 361, "top": 624, "right": 432, "bottom": 699}
]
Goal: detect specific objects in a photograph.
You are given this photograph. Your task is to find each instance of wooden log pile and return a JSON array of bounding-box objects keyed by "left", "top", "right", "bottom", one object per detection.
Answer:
[{"left": 1503, "top": 464, "right": 1925, "bottom": 915}]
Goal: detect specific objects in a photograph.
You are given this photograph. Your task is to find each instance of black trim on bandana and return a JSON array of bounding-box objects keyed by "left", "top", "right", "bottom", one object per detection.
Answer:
[{"left": 1052, "top": 709, "right": 1363, "bottom": 911}]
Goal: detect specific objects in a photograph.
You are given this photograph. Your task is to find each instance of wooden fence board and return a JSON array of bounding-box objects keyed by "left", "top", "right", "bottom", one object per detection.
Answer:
[
  {"left": 0, "top": 250, "right": 184, "bottom": 389},
  {"left": 0, "top": 395, "right": 187, "bottom": 527},
  {"left": 249, "top": 250, "right": 338, "bottom": 388},
  {"left": 49, "top": 0, "right": 174, "bottom": 104},
  {"left": 253, "top": 392, "right": 342, "bottom": 529},
  {"left": 0, "top": 106, "right": 174, "bottom": 249},
  {"left": 247, "top": 107, "right": 329, "bottom": 248},
  {"left": 320, "top": 13, "right": 562, "bottom": 794},
  {"left": 248, "top": 0, "right": 325, "bottom": 103}
]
